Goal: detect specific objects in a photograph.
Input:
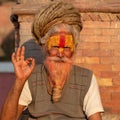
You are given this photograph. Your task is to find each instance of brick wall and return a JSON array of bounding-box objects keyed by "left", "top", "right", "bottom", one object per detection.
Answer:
[
  {"left": 77, "top": 19, "right": 120, "bottom": 114},
  {"left": 73, "top": 12, "right": 120, "bottom": 114},
  {"left": 11, "top": 0, "right": 120, "bottom": 116}
]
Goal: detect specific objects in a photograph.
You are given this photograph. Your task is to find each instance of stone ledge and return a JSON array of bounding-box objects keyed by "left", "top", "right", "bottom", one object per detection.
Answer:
[
  {"left": 11, "top": 2, "right": 120, "bottom": 22},
  {"left": 102, "top": 113, "right": 120, "bottom": 120},
  {"left": 12, "top": 0, "right": 120, "bottom": 15},
  {"left": 0, "top": 62, "right": 14, "bottom": 73}
]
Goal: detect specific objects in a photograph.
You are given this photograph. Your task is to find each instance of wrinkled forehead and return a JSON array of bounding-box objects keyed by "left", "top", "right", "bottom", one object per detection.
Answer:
[
  {"left": 41, "top": 24, "right": 76, "bottom": 44},
  {"left": 47, "top": 32, "right": 75, "bottom": 51},
  {"left": 48, "top": 25, "right": 74, "bottom": 43},
  {"left": 50, "top": 32, "right": 74, "bottom": 46}
]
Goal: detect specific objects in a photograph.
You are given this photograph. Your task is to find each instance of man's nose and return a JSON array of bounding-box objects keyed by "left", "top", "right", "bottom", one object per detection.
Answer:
[{"left": 57, "top": 48, "right": 64, "bottom": 57}]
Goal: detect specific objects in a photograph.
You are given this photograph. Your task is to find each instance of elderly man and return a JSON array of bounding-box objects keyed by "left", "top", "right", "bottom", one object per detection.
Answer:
[{"left": 0, "top": 1, "right": 104, "bottom": 120}]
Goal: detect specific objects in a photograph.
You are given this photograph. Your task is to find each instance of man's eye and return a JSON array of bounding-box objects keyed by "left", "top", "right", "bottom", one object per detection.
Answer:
[
  {"left": 64, "top": 46, "right": 70, "bottom": 48},
  {"left": 52, "top": 46, "right": 59, "bottom": 48}
]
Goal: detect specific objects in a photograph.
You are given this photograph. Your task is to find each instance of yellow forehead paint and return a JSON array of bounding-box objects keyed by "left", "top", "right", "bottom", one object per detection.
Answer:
[
  {"left": 59, "top": 48, "right": 64, "bottom": 53},
  {"left": 47, "top": 33, "right": 74, "bottom": 51}
]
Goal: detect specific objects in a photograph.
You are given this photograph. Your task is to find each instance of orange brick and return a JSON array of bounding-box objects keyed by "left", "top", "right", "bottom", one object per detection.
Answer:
[
  {"left": 116, "top": 28, "right": 120, "bottom": 35},
  {"left": 110, "top": 86, "right": 120, "bottom": 92},
  {"left": 83, "top": 21, "right": 95, "bottom": 28},
  {"left": 100, "top": 57, "right": 120, "bottom": 64},
  {"left": 111, "top": 107, "right": 120, "bottom": 114},
  {"left": 101, "top": 71, "right": 118, "bottom": 78},
  {"left": 75, "top": 64, "right": 93, "bottom": 71},
  {"left": 82, "top": 49, "right": 113, "bottom": 57},
  {"left": 81, "top": 35, "right": 110, "bottom": 42},
  {"left": 93, "top": 71, "right": 101, "bottom": 77},
  {"left": 83, "top": 21, "right": 110, "bottom": 28},
  {"left": 74, "top": 57, "right": 85, "bottom": 64},
  {"left": 100, "top": 42, "right": 120, "bottom": 49},
  {"left": 78, "top": 42, "right": 99, "bottom": 50},
  {"left": 112, "top": 65, "right": 120, "bottom": 71},
  {"left": 113, "top": 50, "right": 120, "bottom": 56},
  {"left": 102, "top": 100, "right": 113, "bottom": 108},
  {"left": 100, "top": 86, "right": 114, "bottom": 94},
  {"left": 98, "top": 78, "right": 113, "bottom": 86},
  {"left": 91, "top": 64, "right": 112, "bottom": 71},
  {"left": 81, "top": 28, "right": 101, "bottom": 35},
  {"left": 113, "top": 78, "right": 120, "bottom": 86},
  {"left": 84, "top": 57, "right": 100, "bottom": 64},
  {"left": 100, "top": 91, "right": 111, "bottom": 101},
  {"left": 110, "top": 35, "right": 120, "bottom": 42},
  {"left": 103, "top": 100, "right": 120, "bottom": 109},
  {"left": 111, "top": 92, "right": 120, "bottom": 101}
]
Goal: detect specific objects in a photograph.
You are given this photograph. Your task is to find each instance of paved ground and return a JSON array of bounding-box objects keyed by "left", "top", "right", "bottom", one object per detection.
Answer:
[{"left": 102, "top": 113, "right": 120, "bottom": 120}]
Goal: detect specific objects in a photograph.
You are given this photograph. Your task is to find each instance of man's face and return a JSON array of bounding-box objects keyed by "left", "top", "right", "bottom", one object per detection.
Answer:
[
  {"left": 46, "top": 32, "right": 74, "bottom": 61},
  {"left": 44, "top": 32, "right": 74, "bottom": 102}
]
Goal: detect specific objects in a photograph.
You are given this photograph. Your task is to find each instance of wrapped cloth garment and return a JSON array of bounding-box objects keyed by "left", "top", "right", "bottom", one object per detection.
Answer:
[{"left": 32, "top": 1, "right": 83, "bottom": 45}]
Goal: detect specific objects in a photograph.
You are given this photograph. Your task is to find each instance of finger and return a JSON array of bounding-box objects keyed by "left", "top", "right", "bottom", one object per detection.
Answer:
[
  {"left": 16, "top": 47, "right": 21, "bottom": 61},
  {"left": 20, "top": 46, "right": 25, "bottom": 60},
  {"left": 30, "top": 58, "right": 35, "bottom": 71},
  {"left": 24, "top": 58, "right": 35, "bottom": 68}
]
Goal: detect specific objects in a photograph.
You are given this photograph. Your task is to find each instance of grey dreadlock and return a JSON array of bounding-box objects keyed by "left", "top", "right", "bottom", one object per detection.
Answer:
[{"left": 32, "top": 0, "right": 83, "bottom": 45}]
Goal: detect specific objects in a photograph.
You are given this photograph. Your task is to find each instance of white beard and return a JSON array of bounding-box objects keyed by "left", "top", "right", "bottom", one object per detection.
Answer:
[{"left": 44, "top": 56, "right": 72, "bottom": 102}]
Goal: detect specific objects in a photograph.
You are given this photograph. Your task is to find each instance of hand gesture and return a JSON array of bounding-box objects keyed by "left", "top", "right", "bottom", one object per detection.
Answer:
[{"left": 11, "top": 46, "right": 35, "bottom": 84}]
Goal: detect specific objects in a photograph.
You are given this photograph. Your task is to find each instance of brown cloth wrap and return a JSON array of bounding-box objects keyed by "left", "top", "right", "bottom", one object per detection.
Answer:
[{"left": 32, "top": 1, "right": 83, "bottom": 45}]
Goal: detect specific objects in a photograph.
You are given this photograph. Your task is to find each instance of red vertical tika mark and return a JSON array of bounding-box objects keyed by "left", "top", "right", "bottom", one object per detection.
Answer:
[{"left": 59, "top": 33, "right": 65, "bottom": 48}]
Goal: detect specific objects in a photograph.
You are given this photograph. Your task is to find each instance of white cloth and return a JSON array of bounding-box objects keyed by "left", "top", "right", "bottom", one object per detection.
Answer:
[
  {"left": 19, "top": 74, "right": 104, "bottom": 117},
  {"left": 83, "top": 74, "right": 104, "bottom": 117}
]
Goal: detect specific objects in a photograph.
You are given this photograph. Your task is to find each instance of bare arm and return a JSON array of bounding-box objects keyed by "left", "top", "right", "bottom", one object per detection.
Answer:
[
  {"left": 0, "top": 46, "right": 35, "bottom": 120},
  {"left": 88, "top": 112, "right": 102, "bottom": 120}
]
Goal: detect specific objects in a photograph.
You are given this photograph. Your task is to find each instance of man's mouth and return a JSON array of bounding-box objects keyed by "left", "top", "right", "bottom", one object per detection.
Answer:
[{"left": 47, "top": 57, "right": 67, "bottom": 63}]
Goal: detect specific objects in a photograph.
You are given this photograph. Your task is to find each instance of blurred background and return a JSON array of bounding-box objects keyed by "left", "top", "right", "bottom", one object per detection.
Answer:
[
  {"left": 0, "top": 0, "right": 45, "bottom": 113},
  {"left": 0, "top": 0, "right": 16, "bottom": 113},
  {"left": 0, "top": 0, "right": 16, "bottom": 61}
]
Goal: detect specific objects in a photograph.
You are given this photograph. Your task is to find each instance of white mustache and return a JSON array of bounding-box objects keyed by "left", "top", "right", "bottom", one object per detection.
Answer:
[{"left": 47, "top": 57, "right": 72, "bottom": 63}]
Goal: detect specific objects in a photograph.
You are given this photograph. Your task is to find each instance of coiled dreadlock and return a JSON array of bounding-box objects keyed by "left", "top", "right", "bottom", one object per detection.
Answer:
[{"left": 32, "top": 0, "right": 83, "bottom": 45}]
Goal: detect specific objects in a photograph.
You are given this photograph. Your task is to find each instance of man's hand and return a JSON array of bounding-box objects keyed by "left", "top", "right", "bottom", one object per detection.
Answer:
[{"left": 12, "top": 46, "right": 35, "bottom": 83}]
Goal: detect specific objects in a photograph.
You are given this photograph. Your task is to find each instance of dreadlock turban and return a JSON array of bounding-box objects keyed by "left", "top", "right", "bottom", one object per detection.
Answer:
[{"left": 32, "top": 1, "right": 83, "bottom": 45}]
